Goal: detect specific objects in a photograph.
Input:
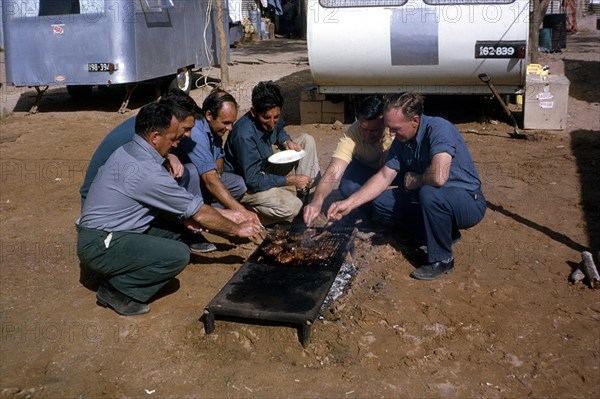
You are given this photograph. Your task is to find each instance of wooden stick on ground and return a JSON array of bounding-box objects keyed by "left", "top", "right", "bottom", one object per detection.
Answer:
[{"left": 581, "top": 251, "right": 600, "bottom": 289}]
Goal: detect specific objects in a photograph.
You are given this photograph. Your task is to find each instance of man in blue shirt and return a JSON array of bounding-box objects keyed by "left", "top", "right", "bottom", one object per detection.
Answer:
[
  {"left": 79, "top": 90, "right": 218, "bottom": 253},
  {"left": 174, "top": 89, "right": 259, "bottom": 225},
  {"left": 79, "top": 91, "right": 200, "bottom": 207},
  {"left": 327, "top": 93, "right": 486, "bottom": 280},
  {"left": 77, "top": 102, "right": 262, "bottom": 316},
  {"left": 224, "top": 81, "right": 320, "bottom": 225}
]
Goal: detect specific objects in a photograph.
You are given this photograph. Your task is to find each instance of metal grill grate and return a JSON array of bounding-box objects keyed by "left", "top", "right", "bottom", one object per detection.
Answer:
[
  {"left": 202, "top": 225, "right": 356, "bottom": 347},
  {"left": 251, "top": 227, "right": 353, "bottom": 269}
]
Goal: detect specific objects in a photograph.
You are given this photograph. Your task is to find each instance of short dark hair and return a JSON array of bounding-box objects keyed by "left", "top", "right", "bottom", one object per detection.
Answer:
[
  {"left": 135, "top": 102, "right": 173, "bottom": 138},
  {"left": 202, "top": 88, "right": 238, "bottom": 117},
  {"left": 160, "top": 89, "right": 203, "bottom": 121},
  {"left": 251, "top": 81, "right": 284, "bottom": 114},
  {"left": 358, "top": 96, "right": 384, "bottom": 120},
  {"left": 384, "top": 92, "right": 424, "bottom": 119}
]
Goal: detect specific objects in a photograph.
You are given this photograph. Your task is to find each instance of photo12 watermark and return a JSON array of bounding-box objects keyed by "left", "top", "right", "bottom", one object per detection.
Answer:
[
  {"left": 1, "top": 320, "right": 147, "bottom": 344},
  {"left": 1, "top": 159, "right": 88, "bottom": 184}
]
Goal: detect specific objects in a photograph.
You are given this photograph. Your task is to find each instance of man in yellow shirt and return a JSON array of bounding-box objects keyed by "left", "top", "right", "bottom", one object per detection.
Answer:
[{"left": 304, "top": 96, "right": 394, "bottom": 226}]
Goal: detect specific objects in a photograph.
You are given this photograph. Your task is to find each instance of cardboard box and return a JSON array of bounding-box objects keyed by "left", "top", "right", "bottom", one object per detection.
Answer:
[
  {"left": 301, "top": 87, "right": 326, "bottom": 102},
  {"left": 300, "top": 101, "right": 322, "bottom": 124},
  {"left": 321, "top": 100, "right": 345, "bottom": 123},
  {"left": 523, "top": 74, "right": 569, "bottom": 130}
]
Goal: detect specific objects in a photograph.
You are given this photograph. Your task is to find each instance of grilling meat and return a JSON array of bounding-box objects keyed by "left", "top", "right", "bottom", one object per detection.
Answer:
[
  {"left": 259, "top": 228, "right": 338, "bottom": 266},
  {"left": 276, "top": 251, "right": 295, "bottom": 264},
  {"left": 262, "top": 241, "right": 283, "bottom": 257}
]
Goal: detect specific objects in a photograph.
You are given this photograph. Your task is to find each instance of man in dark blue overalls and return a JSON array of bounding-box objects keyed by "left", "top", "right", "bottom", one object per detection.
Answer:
[{"left": 327, "top": 92, "right": 487, "bottom": 280}]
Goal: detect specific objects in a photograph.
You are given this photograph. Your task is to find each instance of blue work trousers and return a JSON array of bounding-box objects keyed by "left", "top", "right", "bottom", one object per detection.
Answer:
[
  {"left": 339, "top": 160, "right": 378, "bottom": 199},
  {"left": 373, "top": 185, "right": 486, "bottom": 263},
  {"left": 200, "top": 171, "right": 247, "bottom": 208}
]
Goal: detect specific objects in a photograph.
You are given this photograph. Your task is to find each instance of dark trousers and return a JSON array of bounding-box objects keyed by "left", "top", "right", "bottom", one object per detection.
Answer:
[
  {"left": 340, "top": 160, "right": 403, "bottom": 219},
  {"left": 339, "top": 160, "right": 378, "bottom": 199},
  {"left": 373, "top": 185, "right": 486, "bottom": 263},
  {"left": 77, "top": 225, "right": 190, "bottom": 302}
]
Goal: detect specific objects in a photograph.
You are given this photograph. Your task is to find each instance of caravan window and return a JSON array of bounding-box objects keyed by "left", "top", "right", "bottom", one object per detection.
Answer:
[
  {"left": 142, "top": 0, "right": 174, "bottom": 11},
  {"left": 8, "top": 0, "right": 102, "bottom": 18}
]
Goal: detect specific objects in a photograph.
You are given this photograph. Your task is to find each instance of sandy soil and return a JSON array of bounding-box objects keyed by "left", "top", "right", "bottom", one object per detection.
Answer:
[{"left": 1, "top": 15, "right": 599, "bottom": 399}]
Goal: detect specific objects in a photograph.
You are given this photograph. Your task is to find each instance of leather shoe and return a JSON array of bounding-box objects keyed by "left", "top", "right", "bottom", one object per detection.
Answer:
[
  {"left": 410, "top": 258, "right": 454, "bottom": 280},
  {"left": 96, "top": 281, "right": 150, "bottom": 316},
  {"left": 190, "top": 242, "right": 217, "bottom": 254}
]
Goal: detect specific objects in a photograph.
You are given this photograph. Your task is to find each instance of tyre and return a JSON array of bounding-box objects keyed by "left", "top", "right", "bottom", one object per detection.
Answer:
[
  {"left": 66, "top": 85, "right": 93, "bottom": 99},
  {"left": 168, "top": 67, "right": 192, "bottom": 94}
]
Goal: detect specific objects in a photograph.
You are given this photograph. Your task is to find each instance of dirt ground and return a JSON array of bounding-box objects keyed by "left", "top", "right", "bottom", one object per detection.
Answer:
[{"left": 1, "top": 14, "right": 599, "bottom": 399}]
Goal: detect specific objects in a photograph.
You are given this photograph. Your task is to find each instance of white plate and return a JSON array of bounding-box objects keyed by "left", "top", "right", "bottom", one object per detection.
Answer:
[{"left": 268, "top": 149, "right": 306, "bottom": 164}]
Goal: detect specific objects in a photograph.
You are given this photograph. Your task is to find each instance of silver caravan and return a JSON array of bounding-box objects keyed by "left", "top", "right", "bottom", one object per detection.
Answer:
[
  {"left": 307, "top": 0, "right": 530, "bottom": 95},
  {"left": 2, "top": 0, "right": 226, "bottom": 110}
]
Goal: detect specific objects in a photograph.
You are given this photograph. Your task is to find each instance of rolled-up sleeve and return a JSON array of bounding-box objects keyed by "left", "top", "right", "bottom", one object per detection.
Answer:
[
  {"left": 385, "top": 139, "right": 404, "bottom": 172},
  {"left": 189, "top": 123, "right": 219, "bottom": 176},
  {"left": 428, "top": 122, "right": 456, "bottom": 158},
  {"left": 230, "top": 133, "right": 286, "bottom": 192},
  {"left": 332, "top": 133, "right": 357, "bottom": 164}
]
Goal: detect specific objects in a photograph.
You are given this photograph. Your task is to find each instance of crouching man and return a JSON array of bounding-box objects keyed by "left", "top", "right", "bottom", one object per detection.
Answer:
[
  {"left": 76, "top": 102, "right": 262, "bottom": 316},
  {"left": 327, "top": 93, "right": 486, "bottom": 280}
]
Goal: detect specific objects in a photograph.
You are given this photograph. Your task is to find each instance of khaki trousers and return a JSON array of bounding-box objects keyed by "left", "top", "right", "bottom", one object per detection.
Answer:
[{"left": 241, "top": 133, "right": 320, "bottom": 226}]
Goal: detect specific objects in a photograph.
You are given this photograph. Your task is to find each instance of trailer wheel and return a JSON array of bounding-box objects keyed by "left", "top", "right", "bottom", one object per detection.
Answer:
[
  {"left": 66, "top": 85, "right": 93, "bottom": 99},
  {"left": 169, "top": 67, "right": 192, "bottom": 94}
]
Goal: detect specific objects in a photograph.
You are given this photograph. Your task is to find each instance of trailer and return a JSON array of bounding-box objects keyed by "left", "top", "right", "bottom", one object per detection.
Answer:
[
  {"left": 307, "top": 0, "right": 530, "bottom": 95},
  {"left": 2, "top": 0, "right": 228, "bottom": 112}
]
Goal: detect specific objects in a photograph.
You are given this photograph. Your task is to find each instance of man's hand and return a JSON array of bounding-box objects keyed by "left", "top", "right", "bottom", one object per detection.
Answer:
[
  {"left": 284, "top": 140, "right": 303, "bottom": 152},
  {"left": 165, "top": 154, "right": 184, "bottom": 179},
  {"left": 286, "top": 174, "right": 311, "bottom": 191},
  {"left": 191, "top": 204, "right": 261, "bottom": 239},
  {"left": 216, "top": 208, "right": 247, "bottom": 224},
  {"left": 326, "top": 199, "right": 353, "bottom": 222},
  {"left": 303, "top": 200, "right": 322, "bottom": 227},
  {"left": 404, "top": 171, "right": 422, "bottom": 191},
  {"left": 235, "top": 220, "right": 263, "bottom": 238},
  {"left": 241, "top": 209, "right": 261, "bottom": 225},
  {"left": 183, "top": 219, "right": 205, "bottom": 234}
]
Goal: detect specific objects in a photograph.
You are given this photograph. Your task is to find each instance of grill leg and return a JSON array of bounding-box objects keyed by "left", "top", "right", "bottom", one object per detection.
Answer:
[
  {"left": 204, "top": 310, "right": 215, "bottom": 334},
  {"left": 300, "top": 321, "right": 312, "bottom": 348}
]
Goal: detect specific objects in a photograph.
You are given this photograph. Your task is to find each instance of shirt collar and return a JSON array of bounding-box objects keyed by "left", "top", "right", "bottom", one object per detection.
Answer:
[{"left": 413, "top": 114, "right": 428, "bottom": 147}]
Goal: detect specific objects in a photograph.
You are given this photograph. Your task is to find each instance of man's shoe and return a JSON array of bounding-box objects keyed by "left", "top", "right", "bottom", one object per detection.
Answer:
[
  {"left": 190, "top": 242, "right": 217, "bottom": 254},
  {"left": 410, "top": 258, "right": 454, "bottom": 280},
  {"left": 96, "top": 281, "right": 150, "bottom": 316}
]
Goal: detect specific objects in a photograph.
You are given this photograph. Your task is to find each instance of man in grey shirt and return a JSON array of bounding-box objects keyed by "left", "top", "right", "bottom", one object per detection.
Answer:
[{"left": 77, "top": 102, "right": 262, "bottom": 316}]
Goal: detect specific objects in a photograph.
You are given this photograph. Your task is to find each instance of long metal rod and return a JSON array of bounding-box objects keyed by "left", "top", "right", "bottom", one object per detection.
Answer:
[{"left": 478, "top": 73, "right": 529, "bottom": 140}]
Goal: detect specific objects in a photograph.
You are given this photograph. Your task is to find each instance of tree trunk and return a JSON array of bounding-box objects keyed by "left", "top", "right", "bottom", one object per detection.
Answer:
[
  {"left": 216, "top": 0, "right": 229, "bottom": 85},
  {"left": 529, "top": 0, "right": 552, "bottom": 64}
]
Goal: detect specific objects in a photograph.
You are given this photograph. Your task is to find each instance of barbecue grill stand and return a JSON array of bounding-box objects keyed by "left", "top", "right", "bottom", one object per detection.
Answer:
[{"left": 201, "top": 225, "right": 356, "bottom": 348}]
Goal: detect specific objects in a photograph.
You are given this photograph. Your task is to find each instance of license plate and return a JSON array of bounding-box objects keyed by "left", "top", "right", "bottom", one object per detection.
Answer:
[
  {"left": 475, "top": 41, "right": 525, "bottom": 59},
  {"left": 87, "top": 63, "right": 116, "bottom": 72}
]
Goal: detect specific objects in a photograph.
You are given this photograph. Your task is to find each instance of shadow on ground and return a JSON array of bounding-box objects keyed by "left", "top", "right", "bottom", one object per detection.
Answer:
[
  {"left": 563, "top": 59, "right": 600, "bottom": 103},
  {"left": 8, "top": 72, "right": 213, "bottom": 114},
  {"left": 570, "top": 129, "right": 600, "bottom": 252}
]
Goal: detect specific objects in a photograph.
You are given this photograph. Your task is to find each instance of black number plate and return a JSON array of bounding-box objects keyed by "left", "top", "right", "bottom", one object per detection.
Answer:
[
  {"left": 475, "top": 41, "right": 525, "bottom": 59},
  {"left": 88, "top": 63, "right": 114, "bottom": 72}
]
